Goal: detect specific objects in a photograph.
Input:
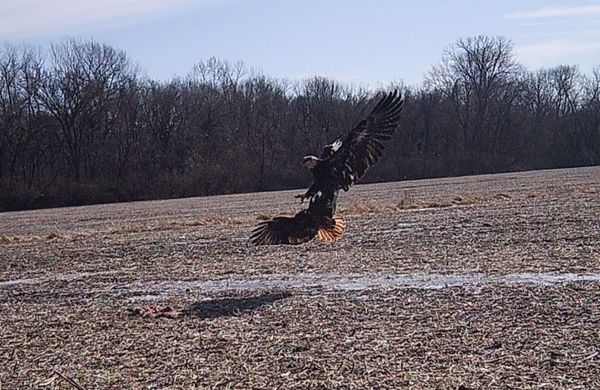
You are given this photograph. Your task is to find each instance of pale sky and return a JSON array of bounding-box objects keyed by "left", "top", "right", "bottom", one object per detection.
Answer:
[{"left": 1, "top": 0, "right": 599, "bottom": 87}]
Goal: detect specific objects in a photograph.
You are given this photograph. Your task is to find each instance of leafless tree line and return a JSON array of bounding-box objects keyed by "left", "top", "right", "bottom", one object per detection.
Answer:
[{"left": 0, "top": 36, "right": 598, "bottom": 211}]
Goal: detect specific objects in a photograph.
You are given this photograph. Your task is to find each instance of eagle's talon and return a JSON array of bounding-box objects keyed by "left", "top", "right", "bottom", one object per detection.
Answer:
[{"left": 294, "top": 194, "right": 306, "bottom": 203}]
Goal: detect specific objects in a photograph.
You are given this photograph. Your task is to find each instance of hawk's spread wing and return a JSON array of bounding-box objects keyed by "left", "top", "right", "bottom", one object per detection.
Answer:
[
  {"left": 250, "top": 208, "right": 346, "bottom": 246},
  {"left": 250, "top": 214, "right": 317, "bottom": 245},
  {"left": 328, "top": 90, "right": 404, "bottom": 189}
]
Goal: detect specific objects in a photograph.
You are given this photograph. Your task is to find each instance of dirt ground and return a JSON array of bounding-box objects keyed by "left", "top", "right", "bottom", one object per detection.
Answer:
[{"left": 1, "top": 166, "right": 599, "bottom": 389}]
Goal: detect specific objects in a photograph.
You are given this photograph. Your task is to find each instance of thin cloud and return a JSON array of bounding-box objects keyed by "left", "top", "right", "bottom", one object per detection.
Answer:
[
  {"left": 508, "top": 4, "right": 600, "bottom": 19},
  {"left": 514, "top": 38, "right": 600, "bottom": 67},
  {"left": 0, "top": 0, "right": 202, "bottom": 39}
]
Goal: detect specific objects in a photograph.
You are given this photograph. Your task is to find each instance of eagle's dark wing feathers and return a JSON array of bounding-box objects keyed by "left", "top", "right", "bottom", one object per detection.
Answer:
[{"left": 329, "top": 90, "right": 404, "bottom": 189}]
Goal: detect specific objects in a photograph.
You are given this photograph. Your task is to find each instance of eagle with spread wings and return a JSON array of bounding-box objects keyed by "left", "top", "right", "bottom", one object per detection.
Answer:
[{"left": 250, "top": 90, "right": 404, "bottom": 245}]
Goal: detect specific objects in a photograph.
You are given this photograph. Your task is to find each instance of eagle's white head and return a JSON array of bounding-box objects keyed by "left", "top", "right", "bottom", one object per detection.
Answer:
[{"left": 301, "top": 155, "right": 321, "bottom": 169}]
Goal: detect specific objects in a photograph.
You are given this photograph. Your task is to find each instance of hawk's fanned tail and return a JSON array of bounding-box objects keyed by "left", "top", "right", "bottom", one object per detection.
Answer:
[{"left": 316, "top": 213, "right": 346, "bottom": 241}]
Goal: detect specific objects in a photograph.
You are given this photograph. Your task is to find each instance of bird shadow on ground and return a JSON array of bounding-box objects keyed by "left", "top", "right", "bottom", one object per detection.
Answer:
[{"left": 187, "top": 291, "right": 292, "bottom": 319}]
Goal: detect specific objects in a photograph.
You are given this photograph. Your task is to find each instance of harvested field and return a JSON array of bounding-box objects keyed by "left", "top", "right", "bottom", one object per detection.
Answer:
[{"left": 1, "top": 166, "right": 599, "bottom": 389}]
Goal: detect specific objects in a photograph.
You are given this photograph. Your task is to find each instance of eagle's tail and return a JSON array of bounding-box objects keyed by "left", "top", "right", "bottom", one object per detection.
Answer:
[{"left": 316, "top": 213, "right": 346, "bottom": 241}]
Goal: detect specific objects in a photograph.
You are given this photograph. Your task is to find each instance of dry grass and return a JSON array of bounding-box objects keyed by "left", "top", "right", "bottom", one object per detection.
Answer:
[
  {"left": 0, "top": 232, "right": 64, "bottom": 245},
  {"left": 105, "top": 217, "right": 244, "bottom": 234},
  {"left": 1, "top": 166, "right": 599, "bottom": 389},
  {"left": 0, "top": 216, "right": 245, "bottom": 246},
  {"left": 45, "top": 230, "right": 64, "bottom": 240},
  {"left": 343, "top": 191, "right": 514, "bottom": 214},
  {"left": 0, "top": 235, "right": 18, "bottom": 244}
]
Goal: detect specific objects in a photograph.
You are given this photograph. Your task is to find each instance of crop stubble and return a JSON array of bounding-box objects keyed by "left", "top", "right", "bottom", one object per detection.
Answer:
[{"left": 1, "top": 167, "right": 599, "bottom": 388}]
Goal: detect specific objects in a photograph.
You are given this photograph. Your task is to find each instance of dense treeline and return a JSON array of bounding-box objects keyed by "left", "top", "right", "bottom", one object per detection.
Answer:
[{"left": 1, "top": 36, "right": 599, "bottom": 211}]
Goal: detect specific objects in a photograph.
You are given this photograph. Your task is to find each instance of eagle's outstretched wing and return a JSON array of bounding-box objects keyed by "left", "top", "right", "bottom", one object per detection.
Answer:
[{"left": 326, "top": 90, "right": 404, "bottom": 190}]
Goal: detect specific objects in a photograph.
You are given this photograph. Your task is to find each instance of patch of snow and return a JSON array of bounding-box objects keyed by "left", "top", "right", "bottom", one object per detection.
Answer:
[{"left": 124, "top": 272, "right": 600, "bottom": 301}]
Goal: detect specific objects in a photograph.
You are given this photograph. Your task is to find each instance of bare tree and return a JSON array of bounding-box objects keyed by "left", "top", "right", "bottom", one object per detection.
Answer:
[
  {"left": 427, "top": 36, "right": 521, "bottom": 171},
  {"left": 1, "top": 37, "right": 599, "bottom": 211},
  {"left": 39, "top": 39, "right": 137, "bottom": 184},
  {"left": 0, "top": 45, "right": 48, "bottom": 188},
  {"left": 575, "top": 67, "right": 600, "bottom": 164}
]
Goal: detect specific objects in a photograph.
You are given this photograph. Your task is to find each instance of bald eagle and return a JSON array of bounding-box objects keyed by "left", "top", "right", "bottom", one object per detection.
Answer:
[{"left": 250, "top": 90, "right": 404, "bottom": 245}]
